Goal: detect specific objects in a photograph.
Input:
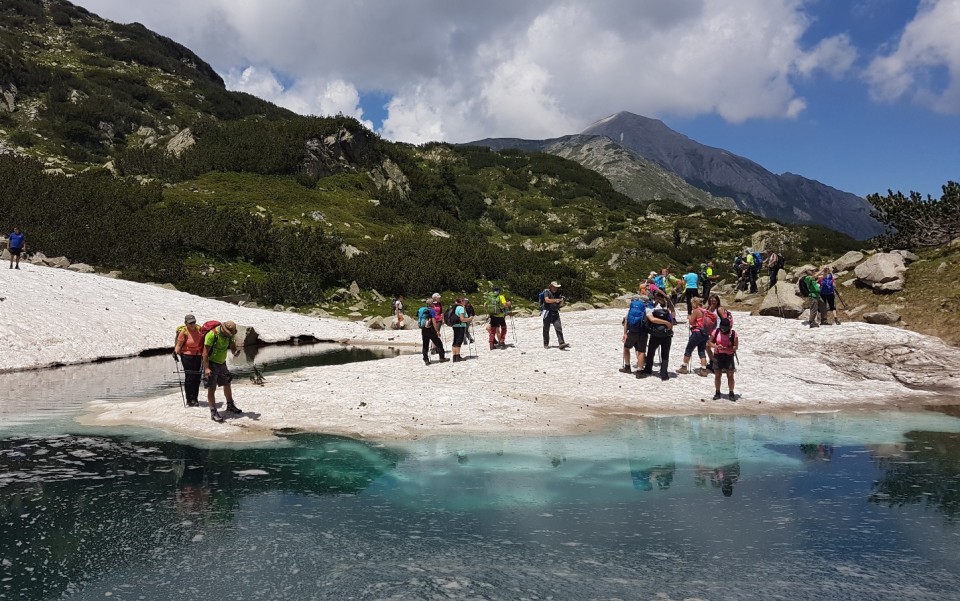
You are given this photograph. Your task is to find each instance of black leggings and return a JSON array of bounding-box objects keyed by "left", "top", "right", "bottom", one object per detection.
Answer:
[
  {"left": 643, "top": 335, "right": 672, "bottom": 377},
  {"left": 421, "top": 328, "right": 444, "bottom": 360}
]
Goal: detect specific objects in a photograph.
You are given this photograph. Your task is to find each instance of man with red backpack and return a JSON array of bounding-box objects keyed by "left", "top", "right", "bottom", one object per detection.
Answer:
[
  {"left": 707, "top": 317, "right": 739, "bottom": 400},
  {"left": 201, "top": 320, "right": 242, "bottom": 422}
]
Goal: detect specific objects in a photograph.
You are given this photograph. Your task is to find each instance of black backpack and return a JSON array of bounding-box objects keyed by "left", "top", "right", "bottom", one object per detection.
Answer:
[
  {"left": 797, "top": 277, "right": 810, "bottom": 296},
  {"left": 648, "top": 308, "right": 673, "bottom": 338},
  {"left": 775, "top": 253, "right": 785, "bottom": 269},
  {"left": 443, "top": 306, "right": 461, "bottom": 326}
]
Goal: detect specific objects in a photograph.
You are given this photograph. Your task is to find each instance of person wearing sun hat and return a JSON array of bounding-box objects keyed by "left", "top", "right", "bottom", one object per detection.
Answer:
[
  {"left": 541, "top": 281, "right": 569, "bottom": 349},
  {"left": 202, "top": 320, "right": 242, "bottom": 422}
]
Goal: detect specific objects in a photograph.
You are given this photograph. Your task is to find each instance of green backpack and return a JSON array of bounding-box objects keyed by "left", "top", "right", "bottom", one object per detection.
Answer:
[{"left": 485, "top": 291, "right": 502, "bottom": 315}]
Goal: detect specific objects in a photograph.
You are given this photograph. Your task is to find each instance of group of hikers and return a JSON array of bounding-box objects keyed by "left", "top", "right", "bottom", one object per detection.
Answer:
[
  {"left": 169, "top": 245, "right": 853, "bottom": 420},
  {"left": 172, "top": 317, "right": 243, "bottom": 423}
]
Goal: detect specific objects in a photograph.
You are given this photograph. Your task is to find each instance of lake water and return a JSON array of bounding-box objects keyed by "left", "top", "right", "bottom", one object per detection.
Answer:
[{"left": 1, "top": 349, "right": 960, "bottom": 600}]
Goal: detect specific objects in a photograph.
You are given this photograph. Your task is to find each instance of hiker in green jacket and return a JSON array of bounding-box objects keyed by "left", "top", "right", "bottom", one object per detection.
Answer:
[{"left": 801, "top": 269, "right": 827, "bottom": 328}]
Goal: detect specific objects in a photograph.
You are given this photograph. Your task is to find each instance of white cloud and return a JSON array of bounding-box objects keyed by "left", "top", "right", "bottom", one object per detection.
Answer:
[
  {"left": 865, "top": 0, "right": 960, "bottom": 114},
  {"left": 75, "top": 0, "right": 866, "bottom": 140}
]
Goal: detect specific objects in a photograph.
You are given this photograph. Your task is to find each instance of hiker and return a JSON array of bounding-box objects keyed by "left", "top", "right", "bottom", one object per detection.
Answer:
[
  {"left": 392, "top": 294, "right": 405, "bottom": 329},
  {"left": 429, "top": 292, "right": 443, "bottom": 354},
  {"left": 486, "top": 286, "right": 511, "bottom": 350},
  {"left": 799, "top": 268, "right": 826, "bottom": 327},
  {"left": 707, "top": 316, "right": 738, "bottom": 400},
  {"left": 703, "top": 294, "right": 729, "bottom": 371},
  {"left": 450, "top": 297, "right": 474, "bottom": 362},
  {"left": 541, "top": 281, "right": 569, "bottom": 349},
  {"left": 701, "top": 261, "right": 716, "bottom": 301},
  {"left": 745, "top": 250, "right": 759, "bottom": 293},
  {"left": 7, "top": 227, "right": 24, "bottom": 269},
  {"left": 418, "top": 301, "right": 448, "bottom": 365},
  {"left": 682, "top": 265, "right": 699, "bottom": 315},
  {"left": 173, "top": 314, "right": 204, "bottom": 407},
  {"left": 678, "top": 297, "right": 709, "bottom": 377},
  {"left": 766, "top": 251, "right": 783, "bottom": 288},
  {"left": 620, "top": 294, "right": 650, "bottom": 374},
  {"left": 817, "top": 266, "right": 840, "bottom": 325},
  {"left": 661, "top": 268, "right": 683, "bottom": 306},
  {"left": 638, "top": 304, "right": 674, "bottom": 380},
  {"left": 641, "top": 271, "right": 659, "bottom": 297},
  {"left": 202, "top": 320, "right": 242, "bottom": 422}
]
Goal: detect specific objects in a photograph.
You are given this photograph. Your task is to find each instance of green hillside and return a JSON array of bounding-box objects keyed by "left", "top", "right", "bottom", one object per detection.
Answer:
[{"left": 0, "top": 0, "right": 863, "bottom": 312}]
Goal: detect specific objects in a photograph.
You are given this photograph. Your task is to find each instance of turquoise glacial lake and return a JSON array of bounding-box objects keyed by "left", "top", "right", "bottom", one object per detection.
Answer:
[{"left": 1, "top": 348, "right": 959, "bottom": 600}]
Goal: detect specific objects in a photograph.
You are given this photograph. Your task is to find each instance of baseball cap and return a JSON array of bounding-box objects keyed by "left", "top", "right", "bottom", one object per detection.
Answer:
[{"left": 184, "top": 314, "right": 196, "bottom": 324}]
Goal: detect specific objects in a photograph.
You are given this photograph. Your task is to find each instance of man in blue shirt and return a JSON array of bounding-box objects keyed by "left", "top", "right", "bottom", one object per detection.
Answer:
[{"left": 7, "top": 227, "right": 24, "bottom": 270}]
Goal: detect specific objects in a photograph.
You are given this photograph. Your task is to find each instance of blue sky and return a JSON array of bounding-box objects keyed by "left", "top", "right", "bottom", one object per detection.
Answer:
[{"left": 75, "top": 0, "right": 959, "bottom": 199}]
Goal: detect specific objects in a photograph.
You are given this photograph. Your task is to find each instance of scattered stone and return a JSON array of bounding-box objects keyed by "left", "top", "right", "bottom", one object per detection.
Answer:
[
  {"left": 873, "top": 279, "right": 904, "bottom": 293},
  {"left": 841, "top": 278, "right": 856, "bottom": 288},
  {"left": 349, "top": 281, "right": 361, "bottom": 296},
  {"left": 429, "top": 228, "right": 450, "bottom": 238},
  {"left": 863, "top": 311, "right": 901, "bottom": 325},
  {"left": 845, "top": 304, "right": 867, "bottom": 317},
  {"left": 937, "top": 262, "right": 948, "bottom": 274},
  {"left": 339, "top": 244, "right": 362, "bottom": 258},
  {"left": 273, "top": 304, "right": 285, "bottom": 312},
  {"left": 67, "top": 263, "right": 94, "bottom": 273}
]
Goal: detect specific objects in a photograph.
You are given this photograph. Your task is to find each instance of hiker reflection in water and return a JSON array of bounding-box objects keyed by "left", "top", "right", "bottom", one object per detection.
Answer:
[
  {"left": 711, "top": 463, "right": 741, "bottom": 497},
  {"left": 629, "top": 459, "right": 676, "bottom": 491},
  {"left": 800, "top": 443, "right": 834, "bottom": 462}
]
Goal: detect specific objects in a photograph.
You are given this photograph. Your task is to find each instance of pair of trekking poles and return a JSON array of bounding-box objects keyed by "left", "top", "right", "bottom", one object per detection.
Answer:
[{"left": 172, "top": 356, "right": 203, "bottom": 408}]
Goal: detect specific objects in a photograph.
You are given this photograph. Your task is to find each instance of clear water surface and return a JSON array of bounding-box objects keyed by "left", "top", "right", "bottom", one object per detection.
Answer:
[{"left": 1, "top": 348, "right": 960, "bottom": 600}]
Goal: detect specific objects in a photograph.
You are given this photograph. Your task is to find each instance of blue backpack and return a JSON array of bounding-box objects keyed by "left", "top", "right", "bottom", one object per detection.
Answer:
[
  {"left": 538, "top": 290, "right": 547, "bottom": 311},
  {"left": 417, "top": 306, "right": 433, "bottom": 329},
  {"left": 626, "top": 299, "right": 646, "bottom": 331},
  {"left": 752, "top": 251, "right": 763, "bottom": 268}
]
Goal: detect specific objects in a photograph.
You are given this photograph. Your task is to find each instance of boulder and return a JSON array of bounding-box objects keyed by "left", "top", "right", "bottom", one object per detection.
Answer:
[
  {"left": 349, "top": 281, "right": 361, "bottom": 296},
  {"left": 890, "top": 249, "right": 919, "bottom": 263},
  {"left": 863, "top": 312, "right": 901, "bottom": 325},
  {"left": 829, "top": 251, "right": 864, "bottom": 272},
  {"left": 370, "top": 289, "right": 386, "bottom": 302},
  {"left": 165, "top": 128, "right": 195, "bottom": 157},
  {"left": 235, "top": 325, "right": 260, "bottom": 347},
  {"left": 609, "top": 294, "right": 633, "bottom": 309},
  {"left": 45, "top": 256, "right": 70, "bottom": 269},
  {"left": 937, "top": 262, "right": 948, "bottom": 274},
  {"left": 29, "top": 251, "right": 47, "bottom": 264},
  {"left": 873, "top": 279, "right": 904, "bottom": 293},
  {"left": 366, "top": 316, "right": 386, "bottom": 330},
  {"left": 560, "top": 302, "right": 594, "bottom": 312},
  {"left": 791, "top": 264, "right": 816, "bottom": 279},
  {"left": 841, "top": 278, "right": 856, "bottom": 288},
  {"left": 844, "top": 304, "right": 867, "bottom": 317},
  {"left": 854, "top": 253, "right": 906, "bottom": 286},
  {"left": 339, "top": 244, "right": 362, "bottom": 258},
  {"left": 757, "top": 281, "right": 805, "bottom": 318},
  {"left": 67, "top": 263, "right": 94, "bottom": 273}
]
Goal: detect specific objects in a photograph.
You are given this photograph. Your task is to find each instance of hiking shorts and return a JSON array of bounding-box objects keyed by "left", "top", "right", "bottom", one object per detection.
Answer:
[
  {"left": 624, "top": 331, "right": 648, "bottom": 352},
  {"left": 489, "top": 315, "right": 506, "bottom": 328},
  {"left": 204, "top": 361, "right": 232, "bottom": 389},
  {"left": 715, "top": 353, "right": 735, "bottom": 373},
  {"left": 9, "top": 247, "right": 21, "bottom": 256}
]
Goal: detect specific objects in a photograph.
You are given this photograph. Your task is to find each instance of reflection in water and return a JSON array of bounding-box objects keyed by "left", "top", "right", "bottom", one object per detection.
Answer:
[{"left": 2, "top": 412, "right": 960, "bottom": 600}]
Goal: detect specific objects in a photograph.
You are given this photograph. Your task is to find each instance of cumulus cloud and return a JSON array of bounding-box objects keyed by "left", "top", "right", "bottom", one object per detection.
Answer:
[
  {"left": 865, "top": 0, "right": 960, "bottom": 114},
  {"left": 76, "top": 0, "right": 865, "bottom": 141}
]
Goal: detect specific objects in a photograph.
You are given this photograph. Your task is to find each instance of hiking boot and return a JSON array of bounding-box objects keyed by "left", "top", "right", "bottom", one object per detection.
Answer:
[
  {"left": 186, "top": 399, "right": 200, "bottom": 407},
  {"left": 226, "top": 402, "right": 243, "bottom": 414},
  {"left": 728, "top": 392, "right": 738, "bottom": 401},
  {"left": 810, "top": 323, "right": 819, "bottom": 328},
  {"left": 424, "top": 357, "right": 430, "bottom": 366},
  {"left": 677, "top": 365, "right": 689, "bottom": 375},
  {"left": 558, "top": 342, "right": 570, "bottom": 350},
  {"left": 835, "top": 318, "right": 841, "bottom": 325},
  {"left": 438, "top": 357, "right": 450, "bottom": 363},
  {"left": 498, "top": 342, "right": 507, "bottom": 349},
  {"left": 618, "top": 366, "right": 632, "bottom": 374},
  {"left": 636, "top": 370, "right": 651, "bottom": 379},
  {"left": 712, "top": 391, "right": 722, "bottom": 400},
  {"left": 696, "top": 368, "right": 708, "bottom": 377},
  {"left": 544, "top": 344, "right": 550, "bottom": 349},
  {"left": 490, "top": 342, "right": 496, "bottom": 351},
  {"left": 660, "top": 374, "right": 669, "bottom": 381},
  {"left": 210, "top": 410, "right": 224, "bottom": 423}
]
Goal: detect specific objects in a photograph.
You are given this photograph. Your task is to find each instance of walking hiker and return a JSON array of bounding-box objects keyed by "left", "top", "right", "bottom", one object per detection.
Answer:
[
  {"left": 450, "top": 297, "right": 473, "bottom": 362},
  {"left": 486, "top": 286, "right": 511, "bottom": 350},
  {"left": 418, "top": 302, "right": 448, "bottom": 365},
  {"left": 707, "top": 317, "right": 739, "bottom": 400},
  {"left": 817, "top": 266, "right": 840, "bottom": 325},
  {"left": 7, "top": 227, "right": 24, "bottom": 269},
  {"left": 701, "top": 261, "right": 717, "bottom": 301},
  {"left": 173, "top": 314, "right": 204, "bottom": 407},
  {"left": 799, "top": 268, "right": 826, "bottom": 327},
  {"left": 638, "top": 304, "right": 675, "bottom": 380},
  {"left": 202, "top": 320, "right": 242, "bottom": 422},
  {"left": 678, "top": 298, "right": 709, "bottom": 377},
  {"left": 682, "top": 265, "right": 699, "bottom": 315},
  {"left": 392, "top": 294, "right": 405, "bottom": 329},
  {"left": 620, "top": 294, "right": 650, "bottom": 374},
  {"left": 541, "top": 281, "right": 569, "bottom": 349},
  {"left": 463, "top": 296, "right": 476, "bottom": 344},
  {"left": 745, "top": 250, "right": 760, "bottom": 293}
]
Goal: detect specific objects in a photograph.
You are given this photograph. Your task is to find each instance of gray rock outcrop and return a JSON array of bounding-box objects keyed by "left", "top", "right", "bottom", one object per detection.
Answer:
[
  {"left": 854, "top": 253, "right": 906, "bottom": 292},
  {"left": 67, "top": 263, "right": 95, "bottom": 273},
  {"left": 757, "top": 281, "right": 804, "bottom": 318},
  {"left": 165, "top": 128, "right": 196, "bottom": 157},
  {"left": 890, "top": 249, "right": 919, "bottom": 263},
  {"left": 829, "top": 251, "right": 864, "bottom": 272}
]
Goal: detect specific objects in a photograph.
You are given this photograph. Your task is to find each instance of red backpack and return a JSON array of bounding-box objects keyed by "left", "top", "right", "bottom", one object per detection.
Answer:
[{"left": 701, "top": 309, "right": 718, "bottom": 334}]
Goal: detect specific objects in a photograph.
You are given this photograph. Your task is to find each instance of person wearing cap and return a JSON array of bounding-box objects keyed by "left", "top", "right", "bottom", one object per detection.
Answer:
[
  {"left": 202, "top": 320, "right": 242, "bottom": 422},
  {"left": 173, "top": 314, "right": 204, "bottom": 406},
  {"left": 702, "top": 260, "right": 717, "bottom": 302},
  {"left": 707, "top": 316, "right": 739, "bottom": 400},
  {"left": 800, "top": 268, "right": 825, "bottom": 328},
  {"left": 486, "top": 286, "right": 511, "bottom": 350},
  {"left": 541, "top": 281, "right": 569, "bottom": 349},
  {"left": 677, "top": 297, "right": 710, "bottom": 377},
  {"left": 451, "top": 297, "right": 474, "bottom": 362}
]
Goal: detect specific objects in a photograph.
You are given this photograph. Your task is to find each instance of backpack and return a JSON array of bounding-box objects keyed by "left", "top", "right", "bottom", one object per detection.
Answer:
[
  {"left": 417, "top": 306, "right": 433, "bottom": 329},
  {"left": 820, "top": 274, "right": 835, "bottom": 295},
  {"left": 648, "top": 308, "right": 673, "bottom": 338},
  {"left": 775, "top": 253, "right": 785, "bottom": 269},
  {"left": 626, "top": 299, "right": 646, "bottom": 331},
  {"left": 485, "top": 291, "right": 502, "bottom": 315},
  {"left": 701, "top": 309, "right": 718, "bottom": 334},
  {"left": 443, "top": 306, "right": 461, "bottom": 327},
  {"left": 653, "top": 275, "right": 665, "bottom": 290},
  {"left": 797, "top": 277, "right": 810, "bottom": 297},
  {"left": 711, "top": 328, "right": 737, "bottom": 353},
  {"left": 174, "top": 324, "right": 188, "bottom": 347},
  {"left": 698, "top": 263, "right": 707, "bottom": 281},
  {"left": 752, "top": 251, "right": 763, "bottom": 268},
  {"left": 538, "top": 289, "right": 547, "bottom": 311},
  {"left": 200, "top": 320, "right": 221, "bottom": 337}
]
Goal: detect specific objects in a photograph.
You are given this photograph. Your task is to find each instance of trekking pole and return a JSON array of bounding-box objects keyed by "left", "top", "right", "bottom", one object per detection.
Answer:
[
  {"left": 510, "top": 313, "right": 518, "bottom": 346},
  {"left": 773, "top": 285, "right": 786, "bottom": 321},
  {"left": 835, "top": 289, "right": 849, "bottom": 310},
  {"left": 173, "top": 356, "right": 187, "bottom": 408}
]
